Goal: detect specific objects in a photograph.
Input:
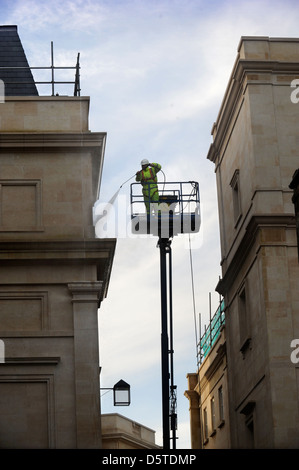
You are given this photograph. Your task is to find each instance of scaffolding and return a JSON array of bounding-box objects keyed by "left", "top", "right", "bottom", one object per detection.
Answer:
[{"left": 197, "top": 297, "right": 225, "bottom": 366}]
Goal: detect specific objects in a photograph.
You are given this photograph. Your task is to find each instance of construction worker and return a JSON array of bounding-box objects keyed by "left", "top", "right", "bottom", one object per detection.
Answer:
[{"left": 136, "top": 159, "right": 162, "bottom": 215}]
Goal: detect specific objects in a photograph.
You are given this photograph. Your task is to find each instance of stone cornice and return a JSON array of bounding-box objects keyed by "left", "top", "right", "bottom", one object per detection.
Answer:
[
  {"left": 4, "top": 96, "right": 90, "bottom": 102},
  {"left": 0, "top": 132, "right": 106, "bottom": 148},
  {"left": 0, "top": 239, "right": 116, "bottom": 301},
  {"left": 0, "top": 239, "right": 116, "bottom": 261},
  {"left": 216, "top": 214, "right": 295, "bottom": 296},
  {"left": 236, "top": 59, "right": 299, "bottom": 80},
  {"left": 0, "top": 357, "right": 60, "bottom": 365},
  {"left": 184, "top": 389, "right": 200, "bottom": 407},
  {"left": 207, "top": 59, "right": 299, "bottom": 164},
  {"left": 68, "top": 281, "right": 103, "bottom": 303}
]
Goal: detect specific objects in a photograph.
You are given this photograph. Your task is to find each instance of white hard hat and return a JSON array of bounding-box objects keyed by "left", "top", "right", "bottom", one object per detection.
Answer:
[{"left": 141, "top": 159, "right": 149, "bottom": 166}]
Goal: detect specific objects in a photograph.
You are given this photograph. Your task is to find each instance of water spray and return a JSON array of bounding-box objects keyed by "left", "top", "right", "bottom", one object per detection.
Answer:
[
  {"left": 93, "top": 173, "right": 136, "bottom": 226},
  {"left": 93, "top": 167, "right": 166, "bottom": 227}
]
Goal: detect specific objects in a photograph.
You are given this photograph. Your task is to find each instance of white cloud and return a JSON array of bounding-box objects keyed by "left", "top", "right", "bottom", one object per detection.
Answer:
[{"left": 5, "top": 0, "right": 106, "bottom": 32}]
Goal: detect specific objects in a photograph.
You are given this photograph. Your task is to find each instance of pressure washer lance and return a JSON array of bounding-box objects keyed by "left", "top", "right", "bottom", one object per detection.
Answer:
[{"left": 119, "top": 173, "right": 136, "bottom": 188}]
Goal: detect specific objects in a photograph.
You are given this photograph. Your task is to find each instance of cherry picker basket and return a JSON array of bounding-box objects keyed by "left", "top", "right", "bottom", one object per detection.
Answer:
[{"left": 130, "top": 181, "right": 200, "bottom": 237}]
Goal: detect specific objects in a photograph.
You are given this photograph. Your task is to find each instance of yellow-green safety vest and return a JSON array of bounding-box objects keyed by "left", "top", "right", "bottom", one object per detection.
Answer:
[{"left": 136, "top": 163, "right": 161, "bottom": 201}]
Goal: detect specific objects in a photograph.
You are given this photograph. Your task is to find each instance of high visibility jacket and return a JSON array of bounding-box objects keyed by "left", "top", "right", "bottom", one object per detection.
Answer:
[{"left": 136, "top": 163, "right": 161, "bottom": 202}]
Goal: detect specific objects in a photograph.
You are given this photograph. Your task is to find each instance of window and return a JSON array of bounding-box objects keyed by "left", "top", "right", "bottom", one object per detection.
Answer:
[
  {"left": 240, "top": 401, "right": 255, "bottom": 448},
  {"left": 230, "top": 169, "right": 242, "bottom": 226},
  {"left": 238, "top": 282, "right": 251, "bottom": 354},
  {"left": 210, "top": 397, "right": 216, "bottom": 434},
  {"left": 203, "top": 407, "right": 208, "bottom": 442},
  {"left": 218, "top": 386, "right": 224, "bottom": 424}
]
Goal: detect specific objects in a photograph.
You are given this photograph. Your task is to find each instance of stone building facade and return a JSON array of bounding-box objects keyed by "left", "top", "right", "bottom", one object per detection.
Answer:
[
  {"left": 185, "top": 326, "right": 230, "bottom": 449},
  {"left": 101, "top": 414, "right": 161, "bottom": 449},
  {"left": 0, "top": 26, "right": 116, "bottom": 448},
  {"left": 186, "top": 36, "right": 299, "bottom": 448}
]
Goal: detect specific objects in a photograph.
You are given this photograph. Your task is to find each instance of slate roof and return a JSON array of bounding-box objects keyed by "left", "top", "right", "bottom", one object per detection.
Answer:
[{"left": 0, "top": 25, "right": 38, "bottom": 96}]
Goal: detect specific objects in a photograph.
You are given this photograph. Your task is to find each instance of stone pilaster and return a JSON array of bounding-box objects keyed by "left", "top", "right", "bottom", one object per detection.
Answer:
[{"left": 68, "top": 281, "right": 103, "bottom": 449}]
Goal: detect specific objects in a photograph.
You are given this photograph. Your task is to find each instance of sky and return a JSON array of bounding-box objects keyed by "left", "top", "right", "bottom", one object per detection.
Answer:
[{"left": 2, "top": 0, "right": 299, "bottom": 449}]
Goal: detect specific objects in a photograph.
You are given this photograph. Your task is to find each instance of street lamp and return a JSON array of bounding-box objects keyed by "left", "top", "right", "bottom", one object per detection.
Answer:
[
  {"left": 100, "top": 379, "right": 131, "bottom": 406},
  {"left": 113, "top": 379, "right": 131, "bottom": 406}
]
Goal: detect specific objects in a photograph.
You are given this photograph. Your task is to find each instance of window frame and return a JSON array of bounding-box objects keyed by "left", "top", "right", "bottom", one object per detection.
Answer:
[{"left": 230, "top": 169, "right": 242, "bottom": 227}]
